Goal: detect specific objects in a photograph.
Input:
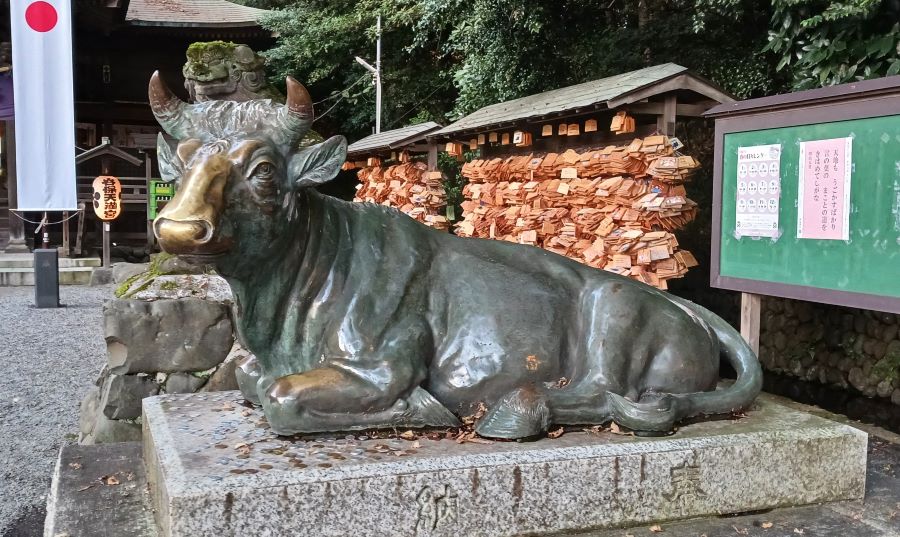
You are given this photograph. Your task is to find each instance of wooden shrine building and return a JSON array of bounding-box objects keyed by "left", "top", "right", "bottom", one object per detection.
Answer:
[
  {"left": 346, "top": 122, "right": 443, "bottom": 167},
  {"left": 346, "top": 122, "right": 449, "bottom": 230},
  {"left": 0, "top": 0, "right": 271, "bottom": 254},
  {"left": 427, "top": 63, "right": 733, "bottom": 155},
  {"left": 429, "top": 64, "right": 735, "bottom": 290}
]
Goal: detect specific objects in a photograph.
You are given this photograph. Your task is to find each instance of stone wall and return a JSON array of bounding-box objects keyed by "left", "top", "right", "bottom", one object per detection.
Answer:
[
  {"left": 79, "top": 269, "right": 248, "bottom": 444},
  {"left": 758, "top": 296, "right": 900, "bottom": 405}
]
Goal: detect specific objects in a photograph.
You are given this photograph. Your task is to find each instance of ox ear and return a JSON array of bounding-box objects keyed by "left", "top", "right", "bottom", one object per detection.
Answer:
[
  {"left": 289, "top": 136, "right": 348, "bottom": 190},
  {"left": 156, "top": 133, "right": 183, "bottom": 183}
]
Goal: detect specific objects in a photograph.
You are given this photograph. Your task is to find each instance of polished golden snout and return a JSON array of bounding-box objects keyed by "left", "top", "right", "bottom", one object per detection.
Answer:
[{"left": 153, "top": 152, "right": 229, "bottom": 254}]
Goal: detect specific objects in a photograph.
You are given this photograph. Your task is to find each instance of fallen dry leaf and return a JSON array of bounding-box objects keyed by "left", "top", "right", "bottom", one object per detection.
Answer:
[
  {"left": 412, "top": 441, "right": 421, "bottom": 449},
  {"left": 103, "top": 475, "right": 119, "bottom": 486},
  {"left": 400, "top": 430, "right": 417, "bottom": 441},
  {"left": 454, "top": 430, "right": 493, "bottom": 444},
  {"left": 460, "top": 402, "right": 489, "bottom": 427},
  {"left": 584, "top": 425, "right": 606, "bottom": 436},
  {"left": 68, "top": 462, "right": 81, "bottom": 470},
  {"left": 649, "top": 524, "right": 663, "bottom": 532},
  {"left": 761, "top": 522, "right": 773, "bottom": 529},
  {"left": 733, "top": 525, "right": 748, "bottom": 535},
  {"left": 547, "top": 427, "right": 565, "bottom": 439},
  {"left": 554, "top": 376, "right": 570, "bottom": 388},
  {"left": 241, "top": 409, "right": 252, "bottom": 417},
  {"left": 609, "top": 422, "right": 634, "bottom": 436}
]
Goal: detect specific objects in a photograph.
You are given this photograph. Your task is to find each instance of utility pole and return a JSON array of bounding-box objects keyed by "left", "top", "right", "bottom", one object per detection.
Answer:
[
  {"left": 375, "top": 15, "right": 382, "bottom": 133},
  {"left": 354, "top": 15, "right": 382, "bottom": 133}
]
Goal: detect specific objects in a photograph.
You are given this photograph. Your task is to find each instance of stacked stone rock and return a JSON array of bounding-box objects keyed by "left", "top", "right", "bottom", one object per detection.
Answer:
[
  {"left": 758, "top": 296, "right": 900, "bottom": 405},
  {"left": 354, "top": 161, "right": 449, "bottom": 230},
  {"left": 457, "top": 137, "right": 700, "bottom": 289},
  {"left": 79, "top": 257, "right": 248, "bottom": 444}
]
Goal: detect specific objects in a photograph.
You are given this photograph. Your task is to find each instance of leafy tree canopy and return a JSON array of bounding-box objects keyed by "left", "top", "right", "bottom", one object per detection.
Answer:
[{"left": 244, "top": 0, "right": 899, "bottom": 139}]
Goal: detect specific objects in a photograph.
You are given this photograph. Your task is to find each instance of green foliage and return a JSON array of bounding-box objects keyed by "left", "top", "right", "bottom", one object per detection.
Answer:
[
  {"left": 252, "top": 0, "right": 456, "bottom": 139},
  {"left": 764, "top": 0, "right": 900, "bottom": 90},
  {"left": 437, "top": 152, "right": 467, "bottom": 224},
  {"left": 873, "top": 347, "right": 900, "bottom": 383},
  {"left": 416, "top": 0, "right": 777, "bottom": 116},
  {"left": 114, "top": 253, "right": 177, "bottom": 298},
  {"left": 248, "top": 0, "right": 896, "bottom": 141}
]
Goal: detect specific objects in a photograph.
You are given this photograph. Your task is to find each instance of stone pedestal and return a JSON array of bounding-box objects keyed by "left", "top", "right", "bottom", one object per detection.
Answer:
[{"left": 143, "top": 392, "right": 867, "bottom": 537}]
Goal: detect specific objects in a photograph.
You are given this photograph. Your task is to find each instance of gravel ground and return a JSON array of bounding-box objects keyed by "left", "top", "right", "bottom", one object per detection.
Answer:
[{"left": 0, "top": 285, "right": 110, "bottom": 535}]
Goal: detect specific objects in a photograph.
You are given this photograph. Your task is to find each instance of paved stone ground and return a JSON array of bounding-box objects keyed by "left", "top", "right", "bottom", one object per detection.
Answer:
[{"left": 0, "top": 285, "right": 110, "bottom": 536}]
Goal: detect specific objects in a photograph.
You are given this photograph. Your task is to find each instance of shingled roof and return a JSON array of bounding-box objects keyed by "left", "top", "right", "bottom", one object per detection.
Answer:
[
  {"left": 126, "top": 0, "right": 268, "bottom": 28},
  {"left": 431, "top": 63, "right": 731, "bottom": 139},
  {"left": 347, "top": 122, "right": 442, "bottom": 158}
]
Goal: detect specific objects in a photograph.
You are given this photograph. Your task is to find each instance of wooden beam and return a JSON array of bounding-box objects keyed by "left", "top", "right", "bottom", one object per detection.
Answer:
[
  {"left": 426, "top": 142, "right": 438, "bottom": 171},
  {"left": 606, "top": 74, "right": 735, "bottom": 109},
  {"left": 626, "top": 102, "right": 714, "bottom": 117},
  {"left": 657, "top": 95, "right": 677, "bottom": 136},
  {"left": 740, "top": 293, "right": 762, "bottom": 356}
]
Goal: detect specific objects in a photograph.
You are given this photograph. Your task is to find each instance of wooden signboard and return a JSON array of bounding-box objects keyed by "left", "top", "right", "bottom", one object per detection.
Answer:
[{"left": 707, "top": 76, "right": 900, "bottom": 314}]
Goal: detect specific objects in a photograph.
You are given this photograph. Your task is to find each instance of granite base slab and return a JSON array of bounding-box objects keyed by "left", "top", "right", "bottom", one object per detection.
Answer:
[{"left": 143, "top": 392, "right": 868, "bottom": 537}]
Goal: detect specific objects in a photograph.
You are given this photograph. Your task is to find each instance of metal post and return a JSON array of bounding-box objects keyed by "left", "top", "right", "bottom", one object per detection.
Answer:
[
  {"left": 41, "top": 212, "right": 49, "bottom": 249},
  {"left": 375, "top": 15, "right": 382, "bottom": 134},
  {"left": 103, "top": 221, "right": 111, "bottom": 267}
]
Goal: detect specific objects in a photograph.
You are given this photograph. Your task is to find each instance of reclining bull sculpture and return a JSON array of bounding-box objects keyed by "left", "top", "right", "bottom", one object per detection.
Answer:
[{"left": 149, "top": 71, "right": 762, "bottom": 440}]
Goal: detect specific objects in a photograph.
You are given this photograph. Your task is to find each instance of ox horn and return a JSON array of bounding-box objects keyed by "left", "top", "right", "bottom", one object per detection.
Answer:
[
  {"left": 148, "top": 71, "right": 191, "bottom": 138},
  {"left": 278, "top": 77, "right": 314, "bottom": 143}
]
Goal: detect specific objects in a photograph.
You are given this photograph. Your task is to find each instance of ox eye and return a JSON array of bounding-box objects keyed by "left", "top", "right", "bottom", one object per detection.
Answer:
[{"left": 252, "top": 162, "right": 274, "bottom": 179}]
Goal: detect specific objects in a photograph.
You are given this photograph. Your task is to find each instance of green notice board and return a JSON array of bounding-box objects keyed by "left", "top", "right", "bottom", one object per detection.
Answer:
[{"left": 708, "top": 79, "right": 900, "bottom": 313}]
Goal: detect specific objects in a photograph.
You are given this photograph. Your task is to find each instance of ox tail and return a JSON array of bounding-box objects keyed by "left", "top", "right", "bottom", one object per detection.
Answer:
[{"left": 607, "top": 296, "right": 763, "bottom": 433}]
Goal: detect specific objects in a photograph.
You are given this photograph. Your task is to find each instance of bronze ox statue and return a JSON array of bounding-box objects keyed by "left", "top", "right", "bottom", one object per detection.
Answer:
[{"left": 149, "top": 71, "right": 762, "bottom": 440}]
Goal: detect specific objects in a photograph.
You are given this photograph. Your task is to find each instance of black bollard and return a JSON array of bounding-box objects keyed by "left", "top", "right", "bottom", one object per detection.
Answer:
[{"left": 34, "top": 248, "right": 60, "bottom": 308}]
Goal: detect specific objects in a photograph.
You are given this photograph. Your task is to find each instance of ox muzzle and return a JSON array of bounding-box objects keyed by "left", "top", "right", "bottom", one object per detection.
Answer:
[{"left": 153, "top": 152, "right": 230, "bottom": 257}]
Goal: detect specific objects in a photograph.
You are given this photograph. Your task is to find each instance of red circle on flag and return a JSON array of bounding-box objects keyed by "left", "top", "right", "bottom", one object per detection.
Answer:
[{"left": 25, "top": 1, "right": 58, "bottom": 32}]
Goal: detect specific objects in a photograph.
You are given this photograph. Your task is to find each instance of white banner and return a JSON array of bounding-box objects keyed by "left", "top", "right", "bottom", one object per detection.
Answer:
[{"left": 10, "top": 0, "right": 77, "bottom": 210}]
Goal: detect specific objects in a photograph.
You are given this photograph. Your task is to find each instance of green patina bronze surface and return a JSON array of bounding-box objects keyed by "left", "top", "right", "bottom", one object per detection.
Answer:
[{"left": 148, "top": 71, "right": 763, "bottom": 440}]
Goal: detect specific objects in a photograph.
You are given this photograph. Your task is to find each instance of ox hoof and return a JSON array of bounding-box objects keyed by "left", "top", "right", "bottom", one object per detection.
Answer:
[
  {"left": 235, "top": 353, "right": 261, "bottom": 406},
  {"left": 475, "top": 387, "right": 550, "bottom": 440}
]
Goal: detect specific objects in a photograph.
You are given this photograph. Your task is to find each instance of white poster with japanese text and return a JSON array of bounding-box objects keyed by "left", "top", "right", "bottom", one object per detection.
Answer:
[
  {"left": 797, "top": 137, "right": 852, "bottom": 240},
  {"left": 735, "top": 144, "right": 781, "bottom": 238}
]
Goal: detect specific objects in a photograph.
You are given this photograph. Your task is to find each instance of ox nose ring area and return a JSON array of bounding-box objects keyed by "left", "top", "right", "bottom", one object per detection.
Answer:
[{"left": 153, "top": 218, "right": 214, "bottom": 246}]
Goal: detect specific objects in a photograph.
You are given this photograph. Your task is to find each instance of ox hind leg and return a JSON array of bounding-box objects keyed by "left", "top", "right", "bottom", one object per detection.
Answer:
[
  {"left": 476, "top": 280, "right": 718, "bottom": 439},
  {"left": 476, "top": 281, "right": 647, "bottom": 439}
]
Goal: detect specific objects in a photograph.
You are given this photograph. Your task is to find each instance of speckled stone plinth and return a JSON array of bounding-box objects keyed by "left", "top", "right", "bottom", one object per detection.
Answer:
[{"left": 143, "top": 392, "right": 867, "bottom": 537}]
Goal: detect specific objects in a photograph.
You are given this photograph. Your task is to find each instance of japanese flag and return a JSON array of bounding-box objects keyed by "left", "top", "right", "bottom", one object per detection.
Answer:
[{"left": 9, "top": 0, "right": 77, "bottom": 210}]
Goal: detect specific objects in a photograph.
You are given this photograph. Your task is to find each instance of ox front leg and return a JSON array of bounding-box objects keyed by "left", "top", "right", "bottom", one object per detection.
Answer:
[{"left": 260, "top": 323, "right": 460, "bottom": 435}]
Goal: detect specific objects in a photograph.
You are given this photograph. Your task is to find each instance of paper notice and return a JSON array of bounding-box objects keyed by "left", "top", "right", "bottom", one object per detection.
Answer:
[
  {"left": 797, "top": 137, "right": 852, "bottom": 240},
  {"left": 735, "top": 144, "right": 782, "bottom": 238}
]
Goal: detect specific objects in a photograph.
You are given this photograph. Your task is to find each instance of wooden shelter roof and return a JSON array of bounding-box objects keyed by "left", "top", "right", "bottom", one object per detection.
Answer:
[
  {"left": 347, "top": 122, "right": 442, "bottom": 157},
  {"left": 430, "top": 63, "right": 732, "bottom": 139},
  {"left": 704, "top": 75, "right": 900, "bottom": 118},
  {"left": 125, "top": 0, "right": 268, "bottom": 28}
]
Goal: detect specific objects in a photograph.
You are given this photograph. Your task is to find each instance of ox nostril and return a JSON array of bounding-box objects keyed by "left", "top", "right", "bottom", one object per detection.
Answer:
[{"left": 154, "top": 218, "right": 213, "bottom": 245}]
